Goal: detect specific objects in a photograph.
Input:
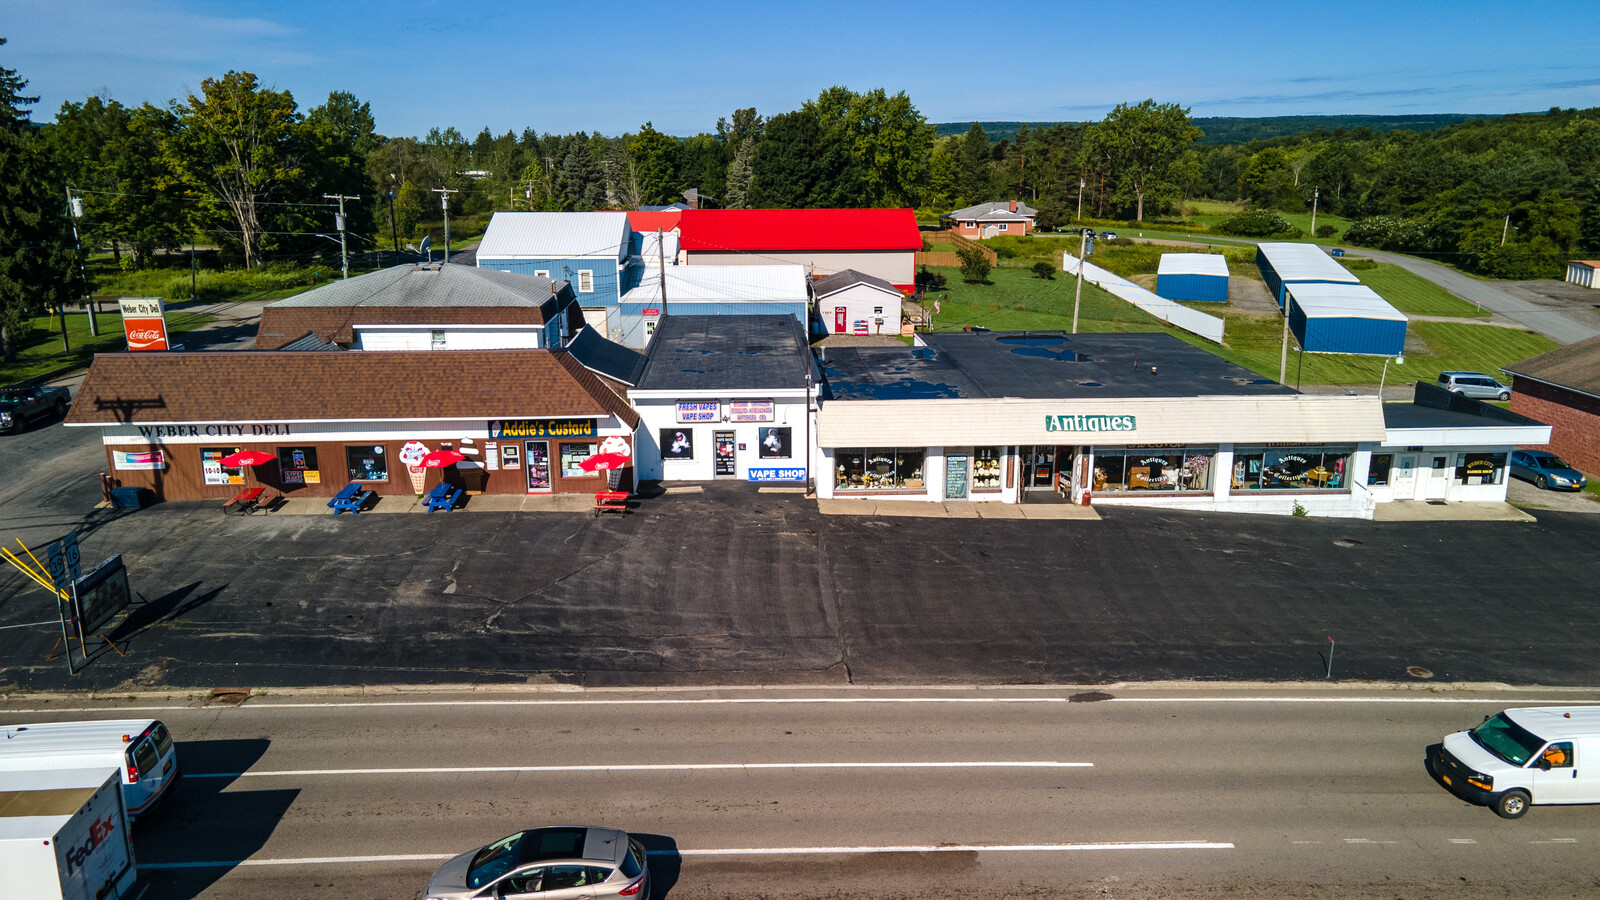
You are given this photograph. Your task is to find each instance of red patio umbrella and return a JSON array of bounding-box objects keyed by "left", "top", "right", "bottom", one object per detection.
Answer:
[
  {"left": 219, "top": 449, "right": 276, "bottom": 487},
  {"left": 418, "top": 449, "right": 467, "bottom": 494},
  {"left": 579, "top": 452, "right": 632, "bottom": 491}
]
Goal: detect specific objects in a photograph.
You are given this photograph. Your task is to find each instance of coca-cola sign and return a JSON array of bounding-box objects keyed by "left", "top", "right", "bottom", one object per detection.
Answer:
[{"left": 123, "top": 319, "right": 169, "bottom": 351}]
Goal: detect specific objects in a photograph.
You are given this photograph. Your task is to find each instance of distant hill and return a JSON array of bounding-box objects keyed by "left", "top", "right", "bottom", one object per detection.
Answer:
[{"left": 933, "top": 114, "right": 1495, "bottom": 145}]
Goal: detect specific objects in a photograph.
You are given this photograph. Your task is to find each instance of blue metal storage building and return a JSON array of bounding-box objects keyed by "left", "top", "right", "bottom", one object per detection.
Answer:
[
  {"left": 1256, "top": 242, "right": 1359, "bottom": 307},
  {"left": 1156, "top": 253, "right": 1230, "bottom": 302},
  {"left": 1285, "top": 282, "right": 1408, "bottom": 356}
]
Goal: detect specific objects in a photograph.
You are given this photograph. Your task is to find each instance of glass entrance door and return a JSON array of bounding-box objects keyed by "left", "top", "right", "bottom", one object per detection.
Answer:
[
  {"left": 1024, "top": 445, "right": 1058, "bottom": 490},
  {"left": 714, "top": 431, "right": 737, "bottom": 477},
  {"left": 524, "top": 441, "right": 551, "bottom": 493}
]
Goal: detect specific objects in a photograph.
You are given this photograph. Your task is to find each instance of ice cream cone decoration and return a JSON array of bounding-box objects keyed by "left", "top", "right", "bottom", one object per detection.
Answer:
[{"left": 399, "top": 441, "right": 429, "bottom": 494}]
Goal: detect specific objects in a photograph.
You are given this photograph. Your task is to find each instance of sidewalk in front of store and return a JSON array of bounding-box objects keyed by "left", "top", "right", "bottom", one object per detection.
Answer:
[
  {"left": 1372, "top": 500, "right": 1536, "bottom": 522},
  {"left": 817, "top": 497, "right": 1100, "bottom": 519}
]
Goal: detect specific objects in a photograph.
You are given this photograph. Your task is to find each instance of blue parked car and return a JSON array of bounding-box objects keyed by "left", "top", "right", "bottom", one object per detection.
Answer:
[{"left": 1509, "top": 450, "right": 1588, "bottom": 491}]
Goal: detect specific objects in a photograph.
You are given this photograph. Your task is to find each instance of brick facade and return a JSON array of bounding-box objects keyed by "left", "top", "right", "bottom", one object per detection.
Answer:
[{"left": 1508, "top": 376, "right": 1600, "bottom": 475}]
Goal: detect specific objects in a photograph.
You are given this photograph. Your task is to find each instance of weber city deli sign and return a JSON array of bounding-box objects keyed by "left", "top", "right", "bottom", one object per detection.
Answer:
[{"left": 1044, "top": 413, "right": 1137, "bottom": 433}]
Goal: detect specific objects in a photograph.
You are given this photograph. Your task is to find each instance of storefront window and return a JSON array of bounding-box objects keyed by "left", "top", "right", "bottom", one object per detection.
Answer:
[
  {"left": 758, "top": 427, "right": 791, "bottom": 459},
  {"left": 1093, "top": 448, "right": 1215, "bottom": 492},
  {"left": 972, "top": 447, "right": 1002, "bottom": 491},
  {"left": 660, "top": 428, "right": 693, "bottom": 460},
  {"left": 346, "top": 445, "right": 389, "bottom": 482},
  {"left": 1368, "top": 453, "right": 1393, "bottom": 486},
  {"left": 200, "top": 447, "right": 243, "bottom": 486},
  {"left": 1233, "top": 446, "right": 1352, "bottom": 491},
  {"left": 277, "top": 446, "right": 321, "bottom": 485},
  {"left": 559, "top": 442, "right": 596, "bottom": 478},
  {"left": 836, "top": 448, "right": 927, "bottom": 492},
  {"left": 1456, "top": 452, "right": 1506, "bottom": 485}
]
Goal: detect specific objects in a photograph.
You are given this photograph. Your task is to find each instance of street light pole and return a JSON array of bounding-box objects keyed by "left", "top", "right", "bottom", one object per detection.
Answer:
[
  {"left": 65, "top": 188, "right": 96, "bottom": 336},
  {"left": 1309, "top": 186, "right": 1319, "bottom": 240},
  {"left": 1072, "top": 228, "right": 1086, "bottom": 334}
]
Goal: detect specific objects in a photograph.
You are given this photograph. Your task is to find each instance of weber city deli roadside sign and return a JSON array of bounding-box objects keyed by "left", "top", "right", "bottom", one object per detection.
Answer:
[
  {"left": 119, "top": 296, "right": 170, "bottom": 351},
  {"left": 1044, "top": 413, "right": 1137, "bottom": 433}
]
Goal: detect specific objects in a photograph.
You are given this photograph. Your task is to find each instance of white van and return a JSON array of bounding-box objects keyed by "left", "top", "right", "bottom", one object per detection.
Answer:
[
  {"left": 1430, "top": 706, "right": 1600, "bottom": 819},
  {"left": 0, "top": 719, "right": 178, "bottom": 820}
]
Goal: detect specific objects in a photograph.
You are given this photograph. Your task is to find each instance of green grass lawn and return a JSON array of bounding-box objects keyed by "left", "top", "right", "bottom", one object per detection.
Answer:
[
  {"left": 1351, "top": 262, "right": 1488, "bottom": 317},
  {"left": 1, "top": 308, "right": 217, "bottom": 385},
  {"left": 922, "top": 264, "right": 1559, "bottom": 387}
]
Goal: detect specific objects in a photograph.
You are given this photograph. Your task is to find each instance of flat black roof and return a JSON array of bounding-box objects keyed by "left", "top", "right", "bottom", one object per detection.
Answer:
[
  {"left": 634, "top": 314, "right": 812, "bottom": 392},
  {"left": 819, "top": 331, "right": 1295, "bottom": 401},
  {"left": 566, "top": 326, "right": 648, "bottom": 386},
  {"left": 1384, "top": 381, "right": 1544, "bottom": 429}
]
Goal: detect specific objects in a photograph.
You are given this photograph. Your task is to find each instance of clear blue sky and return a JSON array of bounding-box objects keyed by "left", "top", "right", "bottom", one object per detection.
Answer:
[{"left": 7, "top": 0, "right": 1599, "bottom": 138}]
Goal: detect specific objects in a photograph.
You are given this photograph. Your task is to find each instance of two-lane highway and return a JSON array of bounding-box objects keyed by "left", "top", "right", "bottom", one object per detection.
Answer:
[{"left": 6, "top": 685, "right": 1598, "bottom": 899}]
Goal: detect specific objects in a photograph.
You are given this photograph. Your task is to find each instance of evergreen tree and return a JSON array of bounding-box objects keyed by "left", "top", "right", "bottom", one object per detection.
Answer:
[
  {"left": 0, "top": 39, "right": 81, "bottom": 361},
  {"left": 724, "top": 137, "right": 754, "bottom": 209}
]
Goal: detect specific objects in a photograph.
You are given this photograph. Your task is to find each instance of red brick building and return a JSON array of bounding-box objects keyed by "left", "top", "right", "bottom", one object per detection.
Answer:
[
  {"left": 944, "top": 201, "right": 1038, "bottom": 238},
  {"left": 1505, "top": 335, "right": 1600, "bottom": 476}
]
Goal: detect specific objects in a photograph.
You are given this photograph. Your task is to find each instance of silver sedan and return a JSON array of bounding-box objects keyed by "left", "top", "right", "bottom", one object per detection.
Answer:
[{"left": 425, "top": 826, "right": 649, "bottom": 900}]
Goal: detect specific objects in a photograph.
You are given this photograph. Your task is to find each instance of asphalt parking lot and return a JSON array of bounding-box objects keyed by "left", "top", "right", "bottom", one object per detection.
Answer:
[{"left": 4, "top": 444, "right": 1600, "bottom": 692}]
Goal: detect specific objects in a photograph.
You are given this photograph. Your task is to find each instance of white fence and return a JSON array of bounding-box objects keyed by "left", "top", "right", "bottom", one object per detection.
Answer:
[{"left": 1063, "top": 254, "right": 1226, "bottom": 344}]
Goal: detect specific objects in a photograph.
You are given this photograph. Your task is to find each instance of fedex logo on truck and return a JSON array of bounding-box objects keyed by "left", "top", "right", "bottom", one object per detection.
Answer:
[{"left": 62, "top": 813, "right": 118, "bottom": 875}]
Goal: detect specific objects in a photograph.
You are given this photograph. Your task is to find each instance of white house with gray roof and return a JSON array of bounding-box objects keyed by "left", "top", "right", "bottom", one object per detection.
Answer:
[{"left": 812, "top": 268, "right": 905, "bottom": 336}]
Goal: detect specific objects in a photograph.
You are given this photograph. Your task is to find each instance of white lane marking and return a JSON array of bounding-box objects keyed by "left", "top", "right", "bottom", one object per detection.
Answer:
[
  {"left": 141, "top": 841, "right": 1234, "bottom": 869},
  {"left": 1448, "top": 839, "right": 1477, "bottom": 844},
  {"left": 185, "top": 761, "right": 1092, "bottom": 779},
  {"left": 1, "top": 696, "right": 1578, "bottom": 714},
  {"left": 1343, "top": 838, "right": 1397, "bottom": 845},
  {"left": 1530, "top": 838, "right": 1578, "bottom": 844}
]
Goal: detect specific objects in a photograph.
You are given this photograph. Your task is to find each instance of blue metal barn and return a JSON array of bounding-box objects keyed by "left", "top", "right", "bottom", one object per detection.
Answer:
[
  {"left": 1256, "top": 242, "right": 1360, "bottom": 307},
  {"left": 1156, "top": 253, "right": 1230, "bottom": 302},
  {"left": 1286, "top": 282, "right": 1408, "bottom": 357}
]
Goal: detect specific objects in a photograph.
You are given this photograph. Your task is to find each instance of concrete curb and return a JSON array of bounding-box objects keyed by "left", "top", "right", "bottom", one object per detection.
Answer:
[{"left": 4, "top": 679, "right": 1597, "bottom": 706}]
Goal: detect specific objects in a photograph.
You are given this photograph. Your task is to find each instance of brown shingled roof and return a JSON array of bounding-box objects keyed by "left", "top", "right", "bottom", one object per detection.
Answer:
[
  {"left": 1505, "top": 333, "right": 1600, "bottom": 399},
  {"left": 255, "top": 306, "right": 552, "bottom": 350},
  {"left": 65, "top": 350, "right": 638, "bottom": 428}
]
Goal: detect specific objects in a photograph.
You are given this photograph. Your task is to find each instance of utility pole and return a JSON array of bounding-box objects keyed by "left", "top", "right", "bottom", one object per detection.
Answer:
[
  {"left": 1076, "top": 178, "right": 1085, "bottom": 223},
  {"left": 1501, "top": 214, "right": 1511, "bottom": 247},
  {"left": 1280, "top": 294, "right": 1293, "bottom": 385},
  {"left": 323, "top": 193, "right": 360, "bottom": 279},
  {"left": 657, "top": 228, "right": 668, "bottom": 325},
  {"left": 432, "top": 188, "right": 459, "bottom": 265},
  {"left": 65, "top": 188, "right": 96, "bottom": 336},
  {"left": 1072, "top": 228, "right": 1086, "bottom": 334},
  {"left": 1309, "top": 187, "right": 1319, "bottom": 240}
]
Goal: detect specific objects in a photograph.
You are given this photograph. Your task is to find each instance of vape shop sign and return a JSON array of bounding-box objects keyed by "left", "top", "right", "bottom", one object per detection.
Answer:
[{"left": 119, "top": 296, "right": 170, "bottom": 351}]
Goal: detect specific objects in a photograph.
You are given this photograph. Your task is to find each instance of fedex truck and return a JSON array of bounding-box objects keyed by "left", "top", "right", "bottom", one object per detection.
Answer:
[{"left": 0, "top": 766, "right": 138, "bottom": 900}]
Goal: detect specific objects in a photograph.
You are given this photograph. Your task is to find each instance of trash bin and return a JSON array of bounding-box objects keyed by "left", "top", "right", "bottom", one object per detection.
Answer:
[{"left": 109, "top": 487, "right": 151, "bottom": 509}]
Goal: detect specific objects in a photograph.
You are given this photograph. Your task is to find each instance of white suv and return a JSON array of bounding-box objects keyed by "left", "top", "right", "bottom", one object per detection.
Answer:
[{"left": 1438, "top": 371, "right": 1511, "bottom": 401}]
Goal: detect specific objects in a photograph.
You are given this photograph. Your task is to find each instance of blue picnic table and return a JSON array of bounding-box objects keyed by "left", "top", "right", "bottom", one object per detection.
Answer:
[
  {"left": 422, "top": 482, "right": 463, "bottom": 512},
  {"left": 327, "top": 483, "right": 372, "bottom": 514}
]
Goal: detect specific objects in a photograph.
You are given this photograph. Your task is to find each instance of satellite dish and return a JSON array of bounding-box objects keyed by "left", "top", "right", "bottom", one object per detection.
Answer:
[{"left": 418, "top": 235, "right": 433, "bottom": 261}]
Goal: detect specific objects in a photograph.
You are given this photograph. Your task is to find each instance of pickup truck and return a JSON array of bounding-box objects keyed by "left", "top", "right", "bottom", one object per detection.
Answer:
[{"left": 0, "top": 385, "right": 71, "bottom": 434}]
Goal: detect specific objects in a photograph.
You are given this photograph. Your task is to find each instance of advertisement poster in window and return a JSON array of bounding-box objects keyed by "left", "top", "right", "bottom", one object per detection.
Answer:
[
  {"left": 346, "top": 445, "right": 388, "bottom": 482},
  {"left": 112, "top": 449, "right": 166, "bottom": 470},
  {"left": 201, "top": 447, "right": 244, "bottom": 485},
  {"left": 758, "top": 427, "right": 791, "bottom": 459},
  {"left": 524, "top": 442, "right": 550, "bottom": 493},
  {"left": 559, "top": 442, "right": 596, "bottom": 477},
  {"left": 661, "top": 428, "right": 694, "bottom": 460},
  {"left": 277, "top": 446, "right": 320, "bottom": 485}
]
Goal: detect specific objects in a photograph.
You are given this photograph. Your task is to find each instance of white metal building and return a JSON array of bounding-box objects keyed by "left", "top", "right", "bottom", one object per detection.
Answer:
[
  {"left": 812, "top": 269, "right": 905, "bottom": 336},
  {"left": 1566, "top": 260, "right": 1599, "bottom": 289}
]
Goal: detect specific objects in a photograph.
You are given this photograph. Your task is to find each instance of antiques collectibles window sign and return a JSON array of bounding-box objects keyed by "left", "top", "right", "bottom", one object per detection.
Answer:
[
  {"left": 201, "top": 448, "right": 244, "bottom": 485},
  {"left": 112, "top": 449, "right": 165, "bottom": 470},
  {"left": 730, "top": 400, "right": 774, "bottom": 422},
  {"left": 660, "top": 428, "right": 694, "bottom": 460},
  {"left": 277, "top": 446, "right": 321, "bottom": 484},
  {"left": 489, "top": 419, "right": 597, "bottom": 439},
  {"left": 676, "top": 401, "right": 719, "bottom": 423},
  {"left": 346, "top": 445, "right": 388, "bottom": 482},
  {"left": 1044, "top": 414, "right": 1136, "bottom": 433},
  {"left": 758, "top": 427, "right": 791, "bottom": 459}
]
